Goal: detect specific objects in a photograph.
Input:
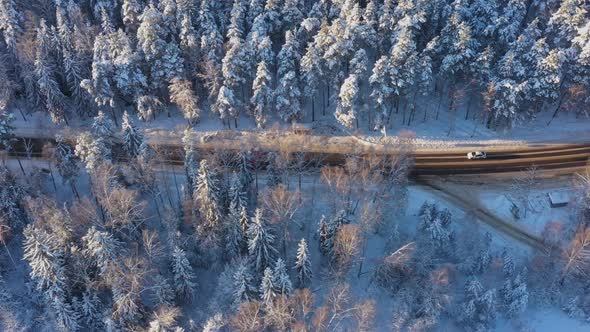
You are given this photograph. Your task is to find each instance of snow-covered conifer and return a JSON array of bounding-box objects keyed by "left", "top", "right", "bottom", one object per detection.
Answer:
[
  {"left": 75, "top": 131, "right": 111, "bottom": 172},
  {"left": 369, "top": 55, "right": 393, "bottom": 131},
  {"left": 78, "top": 288, "right": 102, "bottom": 329},
  {"left": 137, "top": 4, "right": 183, "bottom": 90},
  {"left": 183, "top": 128, "right": 198, "bottom": 195},
  {"left": 195, "top": 160, "right": 223, "bottom": 230},
  {"left": 136, "top": 95, "right": 164, "bottom": 121},
  {"left": 281, "top": 0, "right": 304, "bottom": 30},
  {"left": 273, "top": 258, "right": 293, "bottom": 296},
  {"left": 260, "top": 267, "right": 276, "bottom": 305},
  {"left": 35, "top": 48, "right": 67, "bottom": 124},
  {"left": 335, "top": 74, "right": 360, "bottom": 128},
  {"left": 0, "top": 109, "right": 14, "bottom": 150},
  {"left": 496, "top": 0, "right": 527, "bottom": 45},
  {"left": 121, "top": 111, "right": 144, "bottom": 158},
  {"left": 233, "top": 261, "right": 255, "bottom": 306},
  {"left": 152, "top": 275, "right": 175, "bottom": 307},
  {"left": 294, "top": 238, "right": 312, "bottom": 287},
  {"left": 171, "top": 246, "right": 196, "bottom": 301},
  {"left": 247, "top": 208, "right": 278, "bottom": 271},
  {"left": 213, "top": 85, "right": 237, "bottom": 124},
  {"left": 250, "top": 61, "right": 272, "bottom": 128},
  {"left": 92, "top": 110, "right": 115, "bottom": 141},
  {"left": 54, "top": 135, "right": 80, "bottom": 186},
  {"left": 82, "top": 226, "right": 121, "bottom": 276},
  {"left": 275, "top": 70, "right": 302, "bottom": 123},
  {"left": 0, "top": 0, "right": 21, "bottom": 52},
  {"left": 502, "top": 249, "right": 515, "bottom": 277},
  {"left": 169, "top": 78, "right": 201, "bottom": 125},
  {"left": 547, "top": 0, "right": 588, "bottom": 46},
  {"left": 502, "top": 271, "right": 528, "bottom": 317}
]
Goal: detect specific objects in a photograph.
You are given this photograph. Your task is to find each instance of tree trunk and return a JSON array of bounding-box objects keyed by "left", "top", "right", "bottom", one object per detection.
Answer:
[
  {"left": 547, "top": 92, "right": 566, "bottom": 126},
  {"left": 311, "top": 97, "right": 315, "bottom": 122},
  {"left": 110, "top": 107, "right": 119, "bottom": 126}
]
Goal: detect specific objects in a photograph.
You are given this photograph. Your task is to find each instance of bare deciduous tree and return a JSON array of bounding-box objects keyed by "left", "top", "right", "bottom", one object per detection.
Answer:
[
  {"left": 230, "top": 301, "right": 264, "bottom": 332},
  {"left": 334, "top": 224, "right": 362, "bottom": 272},
  {"left": 262, "top": 184, "right": 301, "bottom": 256}
]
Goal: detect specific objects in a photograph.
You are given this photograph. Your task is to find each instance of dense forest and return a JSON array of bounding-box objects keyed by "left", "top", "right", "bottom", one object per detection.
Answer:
[
  {"left": 0, "top": 0, "right": 590, "bottom": 331},
  {"left": 0, "top": 0, "right": 588, "bottom": 131}
]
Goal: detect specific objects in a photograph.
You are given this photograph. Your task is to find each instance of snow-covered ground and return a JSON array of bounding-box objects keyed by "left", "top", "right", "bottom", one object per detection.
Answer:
[{"left": 8, "top": 99, "right": 590, "bottom": 153}]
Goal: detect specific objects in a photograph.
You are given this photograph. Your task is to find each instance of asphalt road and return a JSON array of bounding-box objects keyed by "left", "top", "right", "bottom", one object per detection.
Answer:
[{"left": 6, "top": 136, "right": 590, "bottom": 175}]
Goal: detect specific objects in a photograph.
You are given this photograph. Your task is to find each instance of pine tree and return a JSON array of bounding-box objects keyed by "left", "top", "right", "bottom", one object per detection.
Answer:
[
  {"left": 369, "top": 55, "right": 393, "bottom": 131},
  {"left": 171, "top": 246, "right": 196, "bottom": 301},
  {"left": 281, "top": 0, "right": 303, "bottom": 30},
  {"left": 35, "top": 47, "right": 67, "bottom": 124},
  {"left": 213, "top": 85, "right": 237, "bottom": 125},
  {"left": 169, "top": 78, "right": 201, "bottom": 125},
  {"left": 109, "top": 29, "right": 147, "bottom": 100},
  {"left": 277, "top": 30, "right": 300, "bottom": 79},
  {"left": 250, "top": 61, "right": 272, "bottom": 128},
  {"left": 263, "top": 0, "right": 282, "bottom": 34},
  {"left": 547, "top": 0, "right": 588, "bottom": 46},
  {"left": 81, "top": 32, "right": 115, "bottom": 109},
  {"left": 496, "top": 0, "right": 527, "bottom": 45},
  {"left": 275, "top": 70, "right": 302, "bottom": 123},
  {"left": 318, "top": 211, "right": 350, "bottom": 259},
  {"left": 56, "top": 8, "right": 88, "bottom": 105},
  {"left": 294, "top": 238, "right": 312, "bottom": 287},
  {"left": 195, "top": 160, "right": 223, "bottom": 230},
  {"left": 137, "top": 4, "right": 183, "bottom": 91},
  {"left": 75, "top": 131, "right": 112, "bottom": 172},
  {"left": 247, "top": 208, "right": 278, "bottom": 272},
  {"left": 468, "top": 0, "right": 498, "bottom": 39},
  {"left": 300, "top": 42, "right": 323, "bottom": 120},
  {"left": 122, "top": 0, "right": 142, "bottom": 31},
  {"left": 121, "top": 111, "right": 144, "bottom": 158},
  {"left": 335, "top": 74, "right": 360, "bottom": 128},
  {"left": 233, "top": 261, "right": 255, "bottom": 306},
  {"left": 259, "top": 267, "right": 276, "bottom": 305},
  {"left": 0, "top": 0, "right": 21, "bottom": 52}
]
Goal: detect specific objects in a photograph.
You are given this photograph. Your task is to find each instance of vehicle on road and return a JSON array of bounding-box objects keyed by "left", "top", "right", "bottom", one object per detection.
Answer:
[{"left": 467, "top": 151, "right": 487, "bottom": 160}]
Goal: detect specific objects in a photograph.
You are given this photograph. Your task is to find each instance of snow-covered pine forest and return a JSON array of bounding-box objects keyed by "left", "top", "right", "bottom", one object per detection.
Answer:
[
  {"left": 0, "top": 0, "right": 588, "bottom": 131},
  {"left": 1, "top": 0, "right": 590, "bottom": 331}
]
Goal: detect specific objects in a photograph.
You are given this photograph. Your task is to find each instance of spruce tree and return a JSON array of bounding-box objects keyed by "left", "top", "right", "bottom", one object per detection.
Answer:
[
  {"left": 82, "top": 227, "right": 121, "bottom": 277},
  {"left": 171, "top": 246, "right": 196, "bottom": 301},
  {"left": 121, "top": 111, "right": 144, "bottom": 158},
  {"left": 259, "top": 267, "right": 276, "bottom": 305},
  {"left": 195, "top": 160, "right": 223, "bottom": 230},
  {"left": 0, "top": 108, "right": 14, "bottom": 150},
  {"left": 233, "top": 261, "right": 255, "bottom": 306},
  {"left": 250, "top": 61, "right": 272, "bottom": 128},
  {"left": 294, "top": 238, "right": 312, "bottom": 287},
  {"left": 247, "top": 208, "right": 278, "bottom": 272},
  {"left": 273, "top": 258, "right": 293, "bottom": 296}
]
